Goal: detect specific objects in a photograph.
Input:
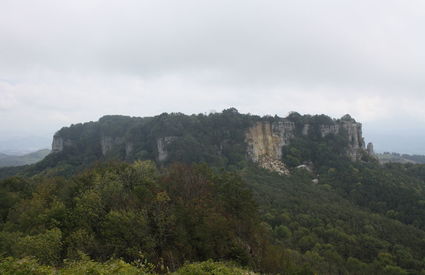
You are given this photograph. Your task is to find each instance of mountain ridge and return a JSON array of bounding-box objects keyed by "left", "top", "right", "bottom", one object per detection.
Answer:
[
  {"left": 0, "top": 149, "right": 50, "bottom": 167},
  {"left": 42, "top": 109, "right": 375, "bottom": 177}
]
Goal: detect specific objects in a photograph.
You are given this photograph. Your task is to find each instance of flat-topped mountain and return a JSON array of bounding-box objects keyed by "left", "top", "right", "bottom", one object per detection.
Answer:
[{"left": 43, "top": 109, "right": 374, "bottom": 176}]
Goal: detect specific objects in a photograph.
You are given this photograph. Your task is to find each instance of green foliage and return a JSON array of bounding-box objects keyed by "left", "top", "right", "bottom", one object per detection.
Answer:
[
  {"left": 61, "top": 258, "right": 147, "bottom": 275},
  {"left": 282, "top": 133, "right": 351, "bottom": 169},
  {"left": 243, "top": 166, "right": 424, "bottom": 274},
  {"left": 173, "top": 260, "right": 257, "bottom": 275},
  {"left": 0, "top": 256, "right": 259, "bottom": 275},
  {"left": 0, "top": 257, "right": 55, "bottom": 275},
  {"left": 0, "top": 256, "right": 152, "bottom": 275},
  {"left": 0, "top": 161, "right": 265, "bottom": 272},
  {"left": 12, "top": 228, "right": 62, "bottom": 265}
]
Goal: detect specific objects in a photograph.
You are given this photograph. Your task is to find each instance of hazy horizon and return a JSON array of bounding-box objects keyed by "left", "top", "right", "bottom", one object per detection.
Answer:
[{"left": 0, "top": 110, "right": 423, "bottom": 156}]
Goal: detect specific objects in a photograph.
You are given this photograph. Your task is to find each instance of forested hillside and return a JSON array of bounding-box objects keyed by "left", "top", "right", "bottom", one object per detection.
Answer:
[
  {"left": 0, "top": 149, "right": 50, "bottom": 167},
  {"left": 1, "top": 110, "right": 425, "bottom": 274}
]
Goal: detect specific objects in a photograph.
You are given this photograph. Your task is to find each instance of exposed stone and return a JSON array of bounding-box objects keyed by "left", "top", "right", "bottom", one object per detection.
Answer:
[
  {"left": 319, "top": 124, "right": 340, "bottom": 137},
  {"left": 367, "top": 142, "right": 374, "bottom": 155},
  {"left": 157, "top": 136, "right": 176, "bottom": 162},
  {"left": 245, "top": 116, "right": 369, "bottom": 171},
  {"left": 52, "top": 135, "right": 64, "bottom": 152},
  {"left": 318, "top": 119, "right": 367, "bottom": 161},
  {"left": 245, "top": 120, "right": 294, "bottom": 175},
  {"left": 51, "top": 134, "right": 73, "bottom": 153},
  {"left": 258, "top": 155, "right": 290, "bottom": 175},
  {"left": 296, "top": 164, "right": 313, "bottom": 173},
  {"left": 100, "top": 136, "right": 125, "bottom": 155},
  {"left": 312, "top": 179, "right": 319, "bottom": 184},
  {"left": 246, "top": 120, "right": 295, "bottom": 162},
  {"left": 302, "top": 124, "right": 310, "bottom": 136},
  {"left": 125, "top": 142, "right": 133, "bottom": 157},
  {"left": 340, "top": 120, "right": 366, "bottom": 161}
]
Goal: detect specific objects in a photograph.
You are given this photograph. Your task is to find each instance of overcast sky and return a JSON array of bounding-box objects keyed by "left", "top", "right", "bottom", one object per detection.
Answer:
[{"left": 1, "top": 0, "right": 424, "bottom": 153}]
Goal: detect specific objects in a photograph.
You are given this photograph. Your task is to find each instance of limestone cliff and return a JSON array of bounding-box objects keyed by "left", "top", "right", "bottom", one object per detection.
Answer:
[
  {"left": 100, "top": 136, "right": 125, "bottom": 155},
  {"left": 245, "top": 115, "right": 370, "bottom": 174},
  {"left": 367, "top": 142, "right": 374, "bottom": 155},
  {"left": 51, "top": 135, "right": 63, "bottom": 152},
  {"left": 52, "top": 132, "right": 132, "bottom": 157},
  {"left": 245, "top": 120, "right": 294, "bottom": 175},
  {"left": 51, "top": 134, "right": 73, "bottom": 153},
  {"left": 341, "top": 120, "right": 366, "bottom": 161},
  {"left": 157, "top": 136, "right": 176, "bottom": 162},
  {"left": 48, "top": 111, "right": 373, "bottom": 174},
  {"left": 301, "top": 117, "right": 366, "bottom": 161}
]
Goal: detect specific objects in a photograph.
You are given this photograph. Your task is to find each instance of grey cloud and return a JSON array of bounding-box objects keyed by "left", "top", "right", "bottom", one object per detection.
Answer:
[{"left": 0, "top": 0, "right": 424, "bottom": 153}]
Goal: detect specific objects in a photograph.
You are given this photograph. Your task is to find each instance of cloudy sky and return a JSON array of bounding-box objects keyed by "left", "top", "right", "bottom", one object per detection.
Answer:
[{"left": 1, "top": 0, "right": 424, "bottom": 153}]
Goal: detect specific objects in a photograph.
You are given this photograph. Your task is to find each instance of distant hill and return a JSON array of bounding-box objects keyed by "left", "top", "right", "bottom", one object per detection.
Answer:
[
  {"left": 0, "top": 149, "right": 50, "bottom": 167},
  {"left": 0, "top": 136, "right": 51, "bottom": 155},
  {"left": 377, "top": 152, "right": 425, "bottom": 164}
]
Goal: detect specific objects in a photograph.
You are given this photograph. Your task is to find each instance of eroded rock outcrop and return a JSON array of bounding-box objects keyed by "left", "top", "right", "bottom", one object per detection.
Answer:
[
  {"left": 302, "top": 124, "right": 310, "bottom": 136},
  {"left": 245, "top": 115, "right": 370, "bottom": 173},
  {"left": 367, "top": 142, "right": 374, "bottom": 155},
  {"left": 317, "top": 119, "right": 366, "bottom": 161},
  {"left": 51, "top": 134, "right": 73, "bottom": 153},
  {"left": 100, "top": 136, "right": 125, "bottom": 155},
  {"left": 245, "top": 120, "right": 294, "bottom": 175},
  {"left": 157, "top": 136, "right": 176, "bottom": 162},
  {"left": 52, "top": 135, "right": 64, "bottom": 152},
  {"left": 340, "top": 119, "right": 366, "bottom": 161}
]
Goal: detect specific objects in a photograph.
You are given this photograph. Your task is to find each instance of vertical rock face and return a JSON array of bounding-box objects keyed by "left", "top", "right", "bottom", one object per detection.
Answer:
[
  {"left": 245, "top": 116, "right": 370, "bottom": 173},
  {"left": 52, "top": 135, "right": 64, "bottom": 152},
  {"left": 319, "top": 125, "right": 340, "bottom": 137},
  {"left": 100, "top": 136, "right": 125, "bottom": 155},
  {"left": 367, "top": 142, "right": 374, "bottom": 155},
  {"left": 157, "top": 137, "right": 176, "bottom": 162},
  {"left": 317, "top": 119, "right": 366, "bottom": 161},
  {"left": 100, "top": 136, "right": 113, "bottom": 155},
  {"left": 51, "top": 134, "right": 73, "bottom": 153},
  {"left": 125, "top": 142, "right": 134, "bottom": 157},
  {"left": 302, "top": 124, "right": 310, "bottom": 136},
  {"left": 340, "top": 120, "right": 366, "bottom": 161},
  {"left": 245, "top": 120, "right": 295, "bottom": 175}
]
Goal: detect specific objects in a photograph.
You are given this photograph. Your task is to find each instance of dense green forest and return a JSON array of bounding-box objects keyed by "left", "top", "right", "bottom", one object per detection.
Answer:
[{"left": 1, "top": 110, "right": 425, "bottom": 274}]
